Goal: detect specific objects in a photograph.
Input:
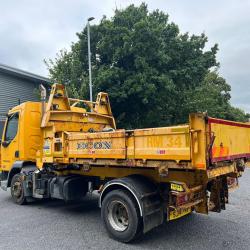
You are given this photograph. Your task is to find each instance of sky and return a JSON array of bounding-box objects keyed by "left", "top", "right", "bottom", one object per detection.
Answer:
[{"left": 0, "top": 0, "right": 250, "bottom": 112}]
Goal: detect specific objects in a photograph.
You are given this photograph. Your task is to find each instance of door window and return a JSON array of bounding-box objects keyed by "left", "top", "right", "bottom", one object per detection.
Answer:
[
  {"left": 0, "top": 120, "right": 5, "bottom": 139},
  {"left": 5, "top": 113, "right": 19, "bottom": 142}
]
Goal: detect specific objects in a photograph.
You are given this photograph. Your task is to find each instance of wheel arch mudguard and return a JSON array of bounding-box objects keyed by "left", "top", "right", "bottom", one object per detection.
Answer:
[
  {"left": 99, "top": 175, "right": 165, "bottom": 233},
  {"left": 7, "top": 161, "right": 36, "bottom": 188}
]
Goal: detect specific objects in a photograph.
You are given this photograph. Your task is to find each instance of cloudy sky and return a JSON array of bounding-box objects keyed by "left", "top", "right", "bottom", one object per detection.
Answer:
[{"left": 0, "top": 0, "right": 250, "bottom": 112}]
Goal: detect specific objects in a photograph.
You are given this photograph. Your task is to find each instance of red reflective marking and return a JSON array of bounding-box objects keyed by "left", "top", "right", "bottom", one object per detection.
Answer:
[
  {"left": 212, "top": 153, "right": 250, "bottom": 163},
  {"left": 208, "top": 118, "right": 250, "bottom": 128}
]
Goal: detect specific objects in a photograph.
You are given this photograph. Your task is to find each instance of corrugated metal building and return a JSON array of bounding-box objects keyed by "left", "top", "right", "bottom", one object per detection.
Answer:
[{"left": 0, "top": 63, "right": 51, "bottom": 135}]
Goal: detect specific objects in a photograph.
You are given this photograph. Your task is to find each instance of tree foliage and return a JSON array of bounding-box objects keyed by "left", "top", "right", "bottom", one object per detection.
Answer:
[
  {"left": 46, "top": 3, "right": 249, "bottom": 128},
  {"left": 184, "top": 71, "right": 249, "bottom": 121}
]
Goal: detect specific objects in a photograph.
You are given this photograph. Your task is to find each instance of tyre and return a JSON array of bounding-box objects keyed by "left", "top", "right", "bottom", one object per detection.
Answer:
[
  {"left": 101, "top": 189, "right": 142, "bottom": 243},
  {"left": 10, "top": 173, "right": 27, "bottom": 205}
]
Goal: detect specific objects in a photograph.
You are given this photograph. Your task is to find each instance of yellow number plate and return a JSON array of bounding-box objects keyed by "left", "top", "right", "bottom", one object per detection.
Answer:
[
  {"left": 170, "top": 183, "right": 184, "bottom": 192},
  {"left": 169, "top": 207, "right": 191, "bottom": 220}
]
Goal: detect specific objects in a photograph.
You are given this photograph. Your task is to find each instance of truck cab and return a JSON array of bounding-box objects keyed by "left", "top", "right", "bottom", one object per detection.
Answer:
[{"left": 0, "top": 102, "right": 42, "bottom": 188}]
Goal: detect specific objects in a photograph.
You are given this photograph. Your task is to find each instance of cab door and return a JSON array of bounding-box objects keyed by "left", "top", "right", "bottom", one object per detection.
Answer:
[{"left": 1, "top": 112, "right": 20, "bottom": 172}]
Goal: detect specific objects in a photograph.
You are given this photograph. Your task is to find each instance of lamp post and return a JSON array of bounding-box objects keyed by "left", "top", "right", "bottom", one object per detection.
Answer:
[{"left": 87, "top": 17, "right": 95, "bottom": 104}]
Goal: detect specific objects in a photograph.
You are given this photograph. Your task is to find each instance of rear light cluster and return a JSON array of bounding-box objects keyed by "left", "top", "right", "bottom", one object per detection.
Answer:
[
  {"left": 176, "top": 193, "right": 189, "bottom": 206},
  {"left": 170, "top": 192, "right": 190, "bottom": 207}
]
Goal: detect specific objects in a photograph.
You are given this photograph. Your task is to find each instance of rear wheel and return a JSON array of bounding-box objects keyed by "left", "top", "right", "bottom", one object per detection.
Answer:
[
  {"left": 10, "top": 173, "right": 26, "bottom": 205},
  {"left": 101, "top": 189, "right": 142, "bottom": 243}
]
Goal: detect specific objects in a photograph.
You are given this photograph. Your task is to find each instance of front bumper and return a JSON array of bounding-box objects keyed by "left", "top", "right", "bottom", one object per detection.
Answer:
[
  {"left": 0, "top": 171, "right": 8, "bottom": 191},
  {"left": 0, "top": 180, "right": 7, "bottom": 191}
]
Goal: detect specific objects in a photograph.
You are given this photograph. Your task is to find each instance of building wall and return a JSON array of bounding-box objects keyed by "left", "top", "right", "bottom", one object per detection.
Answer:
[{"left": 0, "top": 71, "right": 39, "bottom": 136}]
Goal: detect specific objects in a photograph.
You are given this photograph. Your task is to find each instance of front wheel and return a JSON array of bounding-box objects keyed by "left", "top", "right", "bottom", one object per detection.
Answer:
[
  {"left": 101, "top": 189, "right": 142, "bottom": 243},
  {"left": 10, "top": 173, "right": 26, "bottom": 205}
]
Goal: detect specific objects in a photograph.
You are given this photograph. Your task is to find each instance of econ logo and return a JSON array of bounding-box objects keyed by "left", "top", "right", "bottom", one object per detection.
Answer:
[{"left": 77, "top": 141, "right": 112, "bottom": 150}]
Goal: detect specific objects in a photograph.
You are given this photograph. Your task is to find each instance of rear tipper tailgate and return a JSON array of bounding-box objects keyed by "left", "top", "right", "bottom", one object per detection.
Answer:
[
  {"left": 208, "top": 117, "right": 250, "bottom": 163},
  {"left": 189, "top": 113, "right": 250, "bottom": 168}
]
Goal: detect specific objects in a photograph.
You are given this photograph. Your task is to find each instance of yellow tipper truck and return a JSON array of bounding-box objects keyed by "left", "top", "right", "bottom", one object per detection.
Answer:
[{"left": 0, "top": 84, "right": 248, "bottom": 242}]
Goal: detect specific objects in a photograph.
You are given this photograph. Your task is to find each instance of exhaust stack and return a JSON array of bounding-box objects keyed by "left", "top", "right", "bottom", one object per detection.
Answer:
[{"left": 39, "top": 84, "right": 47, "bottom": 123}]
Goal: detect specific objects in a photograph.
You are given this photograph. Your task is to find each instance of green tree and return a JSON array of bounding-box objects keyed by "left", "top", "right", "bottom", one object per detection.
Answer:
[
  {"left": 46, "top": 3, "right": 249, "bottom": 128},
  {"left": 183, "top": 71, "right": 249, "bottom": 122}
]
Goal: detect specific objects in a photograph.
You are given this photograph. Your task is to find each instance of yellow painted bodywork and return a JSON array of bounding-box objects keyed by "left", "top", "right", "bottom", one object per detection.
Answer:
[
  {"left": 67, "top": 125, "right": 191, "bottom": 161},
  {"left": 209, "top": 119, "right": 250, "bottom": 162},
  {"left": 1, "top": 82, "right": 250, "bottom": 176},
  {"left": 0, "top": 102, "right": 42, "bottom": 172},
  {"left": 36, "top": 85, "right": 198, "bottom": 170},
  {"left": 2, "top": 83, "right": 250, "bottom": 217},
  {"left": 1, "top": 84, "right": 249, "bottom": 188},
  {"left": 41, "top": 111, "right": 208, "bottom": 173}
]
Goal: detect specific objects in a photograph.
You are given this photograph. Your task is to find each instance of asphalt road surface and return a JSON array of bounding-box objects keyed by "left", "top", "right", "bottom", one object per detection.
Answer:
[{"left": 0, "top": 170, "right": 250, "bottom": 250}]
